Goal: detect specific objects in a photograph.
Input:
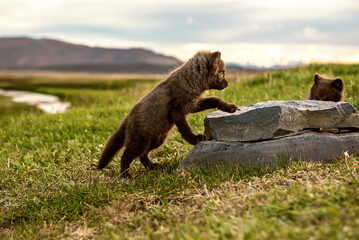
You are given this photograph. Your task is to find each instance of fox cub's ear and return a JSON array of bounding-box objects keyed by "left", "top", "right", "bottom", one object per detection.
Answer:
[
  {"left": 211, "top": 51, "right": 221, "bottom": 59},
  {"left": 210, "top": 51, "right": 221, "bottom": 62},
  {"left": 209, "top": 51, "right": 221, "bottom": 70},
  {"left": 331, "top": 78, "right": 344, "bottom": 91},
  {"left": 314, "top": 73, "right": 321, "bottom": 84}
]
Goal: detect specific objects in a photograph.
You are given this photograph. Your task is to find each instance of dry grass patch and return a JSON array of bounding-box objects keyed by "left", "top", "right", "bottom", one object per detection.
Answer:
[{"left": 86, "top": 155, "right": 359, "bottom": 239}]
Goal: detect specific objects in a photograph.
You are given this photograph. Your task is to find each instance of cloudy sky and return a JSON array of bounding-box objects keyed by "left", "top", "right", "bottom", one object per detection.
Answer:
[{"left": 1, "top": 0, "right": 359, "bottom": 67}]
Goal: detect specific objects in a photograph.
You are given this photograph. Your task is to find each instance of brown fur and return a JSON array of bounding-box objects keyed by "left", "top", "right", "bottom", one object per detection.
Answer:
[
  {"left": 308, "top": 73, "right": 344, "bottom": 102},
  {"left": 97, "top": 51, "right": 238, "bottom": 177}
]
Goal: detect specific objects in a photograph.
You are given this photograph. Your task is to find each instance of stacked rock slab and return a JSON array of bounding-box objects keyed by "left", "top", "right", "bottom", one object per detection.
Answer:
[{"left": 178, "top": 100, "right": 359, "bottom": 170}]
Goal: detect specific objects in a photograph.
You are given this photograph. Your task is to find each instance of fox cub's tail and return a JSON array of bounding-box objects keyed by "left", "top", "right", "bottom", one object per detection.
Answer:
[{"left": 97, "top": 121, "right": 126, "bottom": 169}]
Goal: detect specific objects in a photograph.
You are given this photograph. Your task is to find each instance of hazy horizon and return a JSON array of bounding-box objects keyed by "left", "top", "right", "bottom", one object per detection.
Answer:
[{"left": 1, "top": 0, "right": 359, "bottom": 67}]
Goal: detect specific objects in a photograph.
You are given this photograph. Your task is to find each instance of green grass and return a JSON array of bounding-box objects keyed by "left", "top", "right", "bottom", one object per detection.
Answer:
[
  {"left": 0, "top": 64, "right": 359, "bottom": 239},
  {"left": 0, "top": 95, "right": 38, "bottom": 116}
]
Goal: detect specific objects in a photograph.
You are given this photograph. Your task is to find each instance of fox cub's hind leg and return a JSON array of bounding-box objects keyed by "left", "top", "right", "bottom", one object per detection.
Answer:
[{"left": 120, "top": 142, "right": 146, "bottom": 178}]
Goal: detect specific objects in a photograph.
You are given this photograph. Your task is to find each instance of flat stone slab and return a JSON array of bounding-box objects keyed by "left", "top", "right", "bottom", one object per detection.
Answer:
[
  {"left": 205, "top": 100, "right": 359, "bottom": 141},
  {"left": 178, "top": 132, "right": 359, "bottom": 171}
]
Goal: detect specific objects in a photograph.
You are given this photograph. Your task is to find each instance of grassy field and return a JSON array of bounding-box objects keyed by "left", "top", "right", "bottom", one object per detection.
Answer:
[{"left": 0, "top": 64, "right": 359, "bottom": 239}]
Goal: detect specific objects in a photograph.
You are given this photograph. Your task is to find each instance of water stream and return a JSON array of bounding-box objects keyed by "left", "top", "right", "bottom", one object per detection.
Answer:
[{"left": 0, "top": 89, "right": 71, "bottom": 114}]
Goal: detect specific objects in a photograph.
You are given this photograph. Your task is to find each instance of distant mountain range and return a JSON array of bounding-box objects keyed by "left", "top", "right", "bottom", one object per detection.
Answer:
[
  {"left": 0, "top": 37, "right": 182, "bottom": 73},
  {"left": 0, "top": 37, "right": 281, "bottom": 74}
]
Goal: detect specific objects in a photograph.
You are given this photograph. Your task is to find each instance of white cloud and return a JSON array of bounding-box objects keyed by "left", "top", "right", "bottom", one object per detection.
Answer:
[
  {"left": 242, "top": 0, "right": 359, "bottom": 24},
  {"left": 0, "top": 0, "right": 165, "bottom": 32},
  {"left": 186, "top": 17, "right": 194, "bottom": 25},
  {"left": 265, "top": 45, "right": 282, "bottom": 56},
  {"left": 0, "top": 0, "right": 358, "bottom": 66},
  {"left": 294, "top": 28, "right": 328, "bottom": 40},
  {"left": 251, "top": 24, "right": 260, "bottom": 30},
  {"left": 157, "top": 42, "right": 359, "bottom": 67}
]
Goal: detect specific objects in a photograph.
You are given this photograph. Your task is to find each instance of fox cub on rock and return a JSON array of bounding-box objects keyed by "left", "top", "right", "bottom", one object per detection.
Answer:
[
  {"left": 308, "top": 73, "right": 344, "bottom": 102},
  {"left": 97, "top": 51, "right": 238, "bottom": 177}
]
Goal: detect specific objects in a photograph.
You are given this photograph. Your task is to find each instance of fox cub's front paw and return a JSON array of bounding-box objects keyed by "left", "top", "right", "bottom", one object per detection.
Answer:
[
  {"left": 223, "top": 103, "right": 238, "bottom": 113},
  {"left": 195, "top": 134, "right": 206, "bottom": 144}
]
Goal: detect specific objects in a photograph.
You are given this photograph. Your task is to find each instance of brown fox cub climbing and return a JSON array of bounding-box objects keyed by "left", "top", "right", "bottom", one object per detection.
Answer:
[{"left": 97, "top": 51, "right": 238, "bottom": 177}]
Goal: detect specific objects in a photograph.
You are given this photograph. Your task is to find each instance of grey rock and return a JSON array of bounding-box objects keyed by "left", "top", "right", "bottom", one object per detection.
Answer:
[
  {"left": 205, "top": 100, "right": 359, "bottom": 141},
  {"left": 178, "top": 132, "right": 359, "bottom": 171}
]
